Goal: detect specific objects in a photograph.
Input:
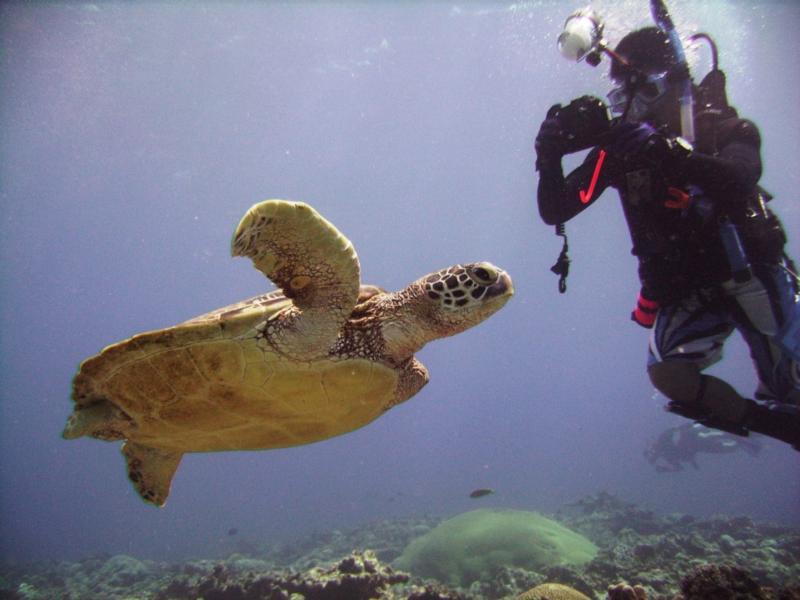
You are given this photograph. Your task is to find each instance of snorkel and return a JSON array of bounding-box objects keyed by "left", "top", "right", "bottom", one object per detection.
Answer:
[{"left": 650, "top": 0, "right": 695, "bottom": 142}]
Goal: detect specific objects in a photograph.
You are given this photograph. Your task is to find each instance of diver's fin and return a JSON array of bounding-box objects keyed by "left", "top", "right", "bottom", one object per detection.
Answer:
[
  {"left": 743, "top": 401, "right": 800, "bottom": 451},
  {"left": 121, "top": 442, "right": 183, "bottom": 507},
  {"left": 668, "top": 400, "right": 800, "bottom": 451},
  {"left": 665, "top": 402, "right": 749, "bottom": 436}
]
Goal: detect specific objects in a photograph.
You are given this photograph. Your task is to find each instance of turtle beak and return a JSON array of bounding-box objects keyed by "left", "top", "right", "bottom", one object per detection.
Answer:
[{"left": 485, "top": 270, "right": 514, "bottom": 300}]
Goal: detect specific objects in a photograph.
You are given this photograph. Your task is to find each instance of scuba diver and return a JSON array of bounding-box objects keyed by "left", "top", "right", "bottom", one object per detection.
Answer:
[
  {"left": 535, "top": 11, "right": 800, "bottom": 450},
  {"left": 644, "top": 422, "right": 761, "bottom": 473}
]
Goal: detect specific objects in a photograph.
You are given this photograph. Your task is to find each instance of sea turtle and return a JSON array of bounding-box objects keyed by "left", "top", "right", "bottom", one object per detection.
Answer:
[{"left": 64, "top": 200, "right": 513, "bottom": 506}]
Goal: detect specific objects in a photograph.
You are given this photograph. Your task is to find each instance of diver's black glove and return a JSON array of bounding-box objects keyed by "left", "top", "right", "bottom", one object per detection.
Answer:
[
  {"left": 535, "top": 114, "right": 568, "bottom": 170},
  {"left": 607, "top": 122, "right": 659, "bottom": 161},
  {"left": 607, "top": 122, "right": 692, "bottom": 174}
]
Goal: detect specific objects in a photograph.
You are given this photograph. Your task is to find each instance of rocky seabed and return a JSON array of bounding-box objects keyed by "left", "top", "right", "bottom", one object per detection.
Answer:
[{"left": 1, "top": 493, "right": 798, "bottom": 600}]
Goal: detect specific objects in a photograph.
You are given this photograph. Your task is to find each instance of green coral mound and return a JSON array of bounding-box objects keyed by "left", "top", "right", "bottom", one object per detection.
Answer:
[{"left": 394, "top": 509, "right": 598, "bottom": 587}]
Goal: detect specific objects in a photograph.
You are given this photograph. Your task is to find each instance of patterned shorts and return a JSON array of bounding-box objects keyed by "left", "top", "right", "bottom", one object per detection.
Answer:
[{"left": 648, "top": 263, "right": 800, "bottom": 405}]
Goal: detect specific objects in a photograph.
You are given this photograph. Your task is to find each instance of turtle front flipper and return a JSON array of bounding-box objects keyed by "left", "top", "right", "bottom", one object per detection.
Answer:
[
  {"left": 231, "top": 200, "right": 360, "bottom": 360},
  {"left": 122, "top": 442, "right": 183, "bottom": 507}
]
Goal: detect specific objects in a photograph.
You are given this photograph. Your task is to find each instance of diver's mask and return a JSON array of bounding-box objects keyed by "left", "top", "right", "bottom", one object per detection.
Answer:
[{"left": 607, "top": 70, "right": 671, "bottom": 120}]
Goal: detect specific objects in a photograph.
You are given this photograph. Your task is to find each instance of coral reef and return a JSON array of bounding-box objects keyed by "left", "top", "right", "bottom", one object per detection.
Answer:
[
  {"left": 263, "top": 516, "right": 441, "bottom": 570},
  {"left": 153, "top": 551, "right": 409, "bottom": 600},
  {"left": 395, "top": 509, "right": 598, "bottom": 587},
  {"left": 606, "top": 583, "right": 648, "bottom": 600},
  {"left": 516, "top": 582, "right": 591, "bottom": 599},
  {"left": 605, "top": 564, "right": 800, "bottom": 600},
  {"left": 677, "top": 564, "right": 769, "bottom": 600},
  {"left": 555, "top": 492, "right": 800, "bottom": 597},
  {"left": 1, "top": 493, "right": 798, "bottom": 599}
]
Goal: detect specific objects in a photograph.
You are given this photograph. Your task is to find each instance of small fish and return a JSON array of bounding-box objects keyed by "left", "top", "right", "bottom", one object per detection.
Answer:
[
  {"left": 227, "top": 527, "right": 239, "bottom": 536},
  {"left": 469, "top": 488, "right": 495, "bottom": 499}
]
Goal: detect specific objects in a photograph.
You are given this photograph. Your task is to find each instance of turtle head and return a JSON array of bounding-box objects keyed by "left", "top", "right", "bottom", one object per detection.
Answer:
[
  {"left": 421, "top": 262, "right": 514, "bottom": 327},
  {"left": 382, "top": 262, "right": 513, "bottom": 360}
]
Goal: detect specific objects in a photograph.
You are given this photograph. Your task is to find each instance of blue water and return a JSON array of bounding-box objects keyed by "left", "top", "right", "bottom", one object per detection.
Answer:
[{"left": 1, "top": 0, "right": 798, "bottom": 564}]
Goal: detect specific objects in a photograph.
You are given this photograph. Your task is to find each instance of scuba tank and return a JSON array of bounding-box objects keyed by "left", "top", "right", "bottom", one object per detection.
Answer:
[
  {"left": 690, "top": 33, "right": 791, "bottom": 287},
  {"left": 718, "top": 219, "right": 752, "bottom": 283},
  {"left": 776, "top": 299, "right": 800, "bottom": 364},
  {"left": 652, "top": 3, "right": 754, "bottom": 285}
]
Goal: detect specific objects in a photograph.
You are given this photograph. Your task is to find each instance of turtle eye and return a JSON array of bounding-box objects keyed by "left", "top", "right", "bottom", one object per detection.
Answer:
[{"left": 469, "top": 263, "right": 498, "bottom": 286}]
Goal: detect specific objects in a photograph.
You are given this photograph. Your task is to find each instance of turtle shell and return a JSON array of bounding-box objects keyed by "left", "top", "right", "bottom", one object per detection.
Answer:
[{"left": 71, "top": 291, "right": 398, "bottom": 453}]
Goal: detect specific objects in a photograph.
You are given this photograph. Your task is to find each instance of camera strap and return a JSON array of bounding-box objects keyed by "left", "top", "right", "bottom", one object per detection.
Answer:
[{"left": 550, "top": 223, "right": 571, "bottom": 293}]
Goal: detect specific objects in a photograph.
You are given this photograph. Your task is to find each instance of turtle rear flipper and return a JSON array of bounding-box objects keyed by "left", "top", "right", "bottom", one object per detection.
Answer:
[
  {"left": 122, "top": 442, "right": 183, "bottom": 507},
  {"left": 62, "top": 400, "right": 131, "bottom": 441}
]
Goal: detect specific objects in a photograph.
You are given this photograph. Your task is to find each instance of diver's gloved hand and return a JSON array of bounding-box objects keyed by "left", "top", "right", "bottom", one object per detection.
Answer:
[
  {"left": 607, "top": 122, "right": 659, "bottom": 161},
  {"left": 535, "top": 114, "right": 568, "bottom": 169},
  {"left": 607, "top": 122, "right": 693, "bottom": 174}
]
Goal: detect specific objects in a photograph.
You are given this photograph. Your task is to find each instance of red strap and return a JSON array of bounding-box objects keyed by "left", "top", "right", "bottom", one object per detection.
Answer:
[
  {"left": 664, "top": 186, "right": 691, "bottom": 209},
  {"left": 579, "top": 150, "right": 607, "bottom": 204}
]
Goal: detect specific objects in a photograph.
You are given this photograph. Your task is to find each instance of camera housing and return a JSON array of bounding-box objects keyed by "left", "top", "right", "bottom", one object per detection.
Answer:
[{"left": 548, "top": 95, "right": 611, "bottom": 153}]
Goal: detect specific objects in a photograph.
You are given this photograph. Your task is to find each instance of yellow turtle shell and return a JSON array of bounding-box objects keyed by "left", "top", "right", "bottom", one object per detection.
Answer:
[
  {"left": 64, "top": 200, "right": 514, "bottom": 506},
  {"left": 71, "top": 290, "right": 399, "bottom": 453}
]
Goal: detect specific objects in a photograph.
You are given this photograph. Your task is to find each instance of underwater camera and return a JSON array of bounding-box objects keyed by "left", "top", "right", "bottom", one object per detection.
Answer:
[
  {"left": 547, "top": 95, "right": 611, "bottom": 154},
  {"left": 557, "top": 8, "right": 605, "bottom": 65}
]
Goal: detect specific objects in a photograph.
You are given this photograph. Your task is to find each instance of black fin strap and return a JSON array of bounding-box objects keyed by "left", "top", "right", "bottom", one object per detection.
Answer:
[{"left": 550, "top": 223, "right": 570, "bottom": 294}]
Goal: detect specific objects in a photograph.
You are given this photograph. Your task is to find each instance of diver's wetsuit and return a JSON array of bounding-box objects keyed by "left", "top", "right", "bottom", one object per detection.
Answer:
[
  {"left": 538, "top": 114, "right": 767, "bottom": 302},
  {"left": 537, "top": 108, "right": 800, "bottom": 437}
]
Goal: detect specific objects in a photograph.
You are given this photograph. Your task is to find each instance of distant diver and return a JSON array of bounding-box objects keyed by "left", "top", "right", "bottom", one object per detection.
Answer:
[
  {"left": 469, "top": 488, "right": 495, "bottom": 499},
  {"left": 644, "top": 422, "right": 761, "bottom": 472},
  {"left": 535, "top": 1, "right": 800, "bottom": 450}
]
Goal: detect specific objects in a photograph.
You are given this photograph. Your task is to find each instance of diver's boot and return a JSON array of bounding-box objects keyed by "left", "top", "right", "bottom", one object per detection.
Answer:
[{"left": 742, "top": 400, "right": 800, "bottom": 451}]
